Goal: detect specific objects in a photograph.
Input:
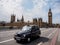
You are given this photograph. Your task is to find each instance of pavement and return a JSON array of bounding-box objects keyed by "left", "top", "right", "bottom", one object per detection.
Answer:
[{"left": 0, "top": 28, "right": 60, "bottom": 45}]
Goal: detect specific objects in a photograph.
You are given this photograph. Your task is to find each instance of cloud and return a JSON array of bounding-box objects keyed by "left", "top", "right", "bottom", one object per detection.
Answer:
[
  {"left": 0, "top": 0, "right": 23, "bottom": 22},
  {"left": 53, "top": 15, "right": 60, "bottom": 24},
  {"left": 22, "top": 0, "right": 48, "bottom": 22},
  {"left": 0, "top": 0, "right": 60, "bottom": 24},
  {"left": 22, "top": 0, "right": 34, "bottom": 11}
]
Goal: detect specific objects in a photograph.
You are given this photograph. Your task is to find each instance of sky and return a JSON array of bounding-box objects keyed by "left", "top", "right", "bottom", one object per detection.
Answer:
[{"left": 0, "top": 0, "right": 60, "bottom": 24}]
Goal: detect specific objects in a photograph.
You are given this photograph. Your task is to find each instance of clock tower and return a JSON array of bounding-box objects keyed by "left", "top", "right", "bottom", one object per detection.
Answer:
[{"left": 48, "top": 8, "right": 52, "bottom": 27}]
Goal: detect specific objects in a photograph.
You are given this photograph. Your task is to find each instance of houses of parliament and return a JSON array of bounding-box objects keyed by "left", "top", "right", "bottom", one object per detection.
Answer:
[{"left": 0, "top": 8, "right": 60, "bottom": 28}]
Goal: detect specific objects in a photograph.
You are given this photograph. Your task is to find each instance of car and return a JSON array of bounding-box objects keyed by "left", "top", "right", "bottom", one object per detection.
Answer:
[{"left": 14, "top": 25, "right": 41, "bottom": 42}]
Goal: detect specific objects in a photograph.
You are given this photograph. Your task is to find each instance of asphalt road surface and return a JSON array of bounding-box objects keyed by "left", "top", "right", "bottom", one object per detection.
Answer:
[{"left": 0, "top": 28, "right": 60, "bottom": 45}]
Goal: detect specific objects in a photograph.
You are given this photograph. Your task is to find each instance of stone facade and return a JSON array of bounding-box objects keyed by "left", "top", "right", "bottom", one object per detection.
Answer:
[{"left": 11, "top": 14, "right": 15, "bottom": 23}]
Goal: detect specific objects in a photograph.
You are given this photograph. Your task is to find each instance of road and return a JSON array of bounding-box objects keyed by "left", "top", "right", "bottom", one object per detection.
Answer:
[{"left": 0, "top": 28, "right": 60, "bottom": 45}]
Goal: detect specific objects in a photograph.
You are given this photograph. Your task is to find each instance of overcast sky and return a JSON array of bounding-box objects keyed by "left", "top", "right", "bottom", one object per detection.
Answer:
[{"left": 0, "top": 0, "right": 60, "bottom": 24}]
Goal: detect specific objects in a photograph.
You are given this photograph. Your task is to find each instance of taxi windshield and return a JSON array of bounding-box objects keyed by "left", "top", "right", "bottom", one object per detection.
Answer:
[{"left": 22, "top": 26, "right": 31, "bottom": 31}]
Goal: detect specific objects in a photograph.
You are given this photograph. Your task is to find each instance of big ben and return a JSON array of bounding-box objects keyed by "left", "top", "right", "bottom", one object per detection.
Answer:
[{"left": 48, "top": 8, "right": 52, "bottom": 27}]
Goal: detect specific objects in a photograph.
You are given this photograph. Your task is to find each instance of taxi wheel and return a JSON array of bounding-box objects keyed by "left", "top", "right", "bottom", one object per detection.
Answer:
[{"left": 16, "top": 40, "right": 20, "bottom": 43}]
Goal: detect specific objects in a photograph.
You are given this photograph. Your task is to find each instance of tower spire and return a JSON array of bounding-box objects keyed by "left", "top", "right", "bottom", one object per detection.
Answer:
[
  {"left": 21, "top": 14, "right": 24, "bottom": 23},
  {"left": 49, "top": 8, "right": 51, "bottom": 12}
]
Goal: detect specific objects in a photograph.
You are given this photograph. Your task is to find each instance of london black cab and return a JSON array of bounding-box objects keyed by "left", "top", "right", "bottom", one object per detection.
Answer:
[{"left": 14, "top": 25, "right": 41, "bottom": 42}]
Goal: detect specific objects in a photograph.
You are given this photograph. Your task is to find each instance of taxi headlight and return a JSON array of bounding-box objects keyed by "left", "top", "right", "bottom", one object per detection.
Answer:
[{"left": 23, "top": 34, "right": 26, "bottom": 37}]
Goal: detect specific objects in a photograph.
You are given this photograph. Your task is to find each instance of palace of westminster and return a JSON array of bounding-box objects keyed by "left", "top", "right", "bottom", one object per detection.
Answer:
[{"left": 0, "top": 8, "right": 60, "bottom": 28}]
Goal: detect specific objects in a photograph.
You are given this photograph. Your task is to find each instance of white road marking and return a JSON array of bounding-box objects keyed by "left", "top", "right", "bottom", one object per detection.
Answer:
[
  {"left": 41, "top": 29, "right": 51, "bottom": 33},
  {"left": 47, "top": 30, "right": 57, "bottom": 38},
  {"left": 37, "top": 42, "right": 43, "bottom": 45},
  {"left": 38, "top": 30, "right": 57, "bottom": 45},
  {"left": 0, "top": 38, "right": 14, "bottom": 44}
]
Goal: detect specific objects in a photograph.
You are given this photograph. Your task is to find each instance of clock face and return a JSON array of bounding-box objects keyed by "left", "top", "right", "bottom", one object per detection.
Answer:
[
  {"left": 49, "top": 13, "right": 52, "bottom": 16},
  {"left": 49, "top": 14, "right": 51, "bottom": 15},
  {"left": 49, "top": 14, "right": 51, "bottom": 16}
]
